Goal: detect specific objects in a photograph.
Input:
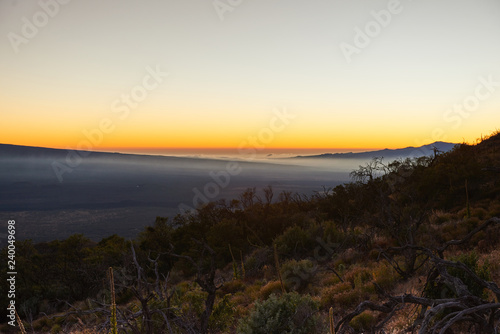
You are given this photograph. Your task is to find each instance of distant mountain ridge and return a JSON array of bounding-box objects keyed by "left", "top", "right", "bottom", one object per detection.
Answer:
[
  {"left": 292, "top": 141, "right": 457, "bottom": 160},
  {"left": 0, "top": 142, "right": 458, "bottom": 162},
  {"left": 0, "top": 143, "right": 223, "bottom": 165},
  {"left": 0, "top": 143, "right": 170, "bottom": 160}
]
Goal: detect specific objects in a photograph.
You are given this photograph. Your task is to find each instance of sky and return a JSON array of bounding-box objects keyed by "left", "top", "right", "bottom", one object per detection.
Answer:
[{"left": 1, "top": 0, "right": 500, "bottom": 155}]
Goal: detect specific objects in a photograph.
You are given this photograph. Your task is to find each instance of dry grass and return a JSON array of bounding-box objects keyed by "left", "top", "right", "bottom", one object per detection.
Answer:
[
  {"left": 273, "top": 243, "right": 286, "bottom": 294},
  {"left": 14, "top": 306, "right": 27, "bottom": 334},
  {"left": 258, "top": 280, "right": 283, "bottom": 300},
  {"left": 329, "top": 307, "right": 335, "bottom": 334}
]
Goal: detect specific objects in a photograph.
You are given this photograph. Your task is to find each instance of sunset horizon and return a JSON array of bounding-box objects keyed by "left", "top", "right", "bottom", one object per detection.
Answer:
[
  {"left": 2, "top": 1, "right": 499, "bottom": 154},
  {"left": 1, "top": 1, "right": 500, "bottom": 332},
  {"left": 0, "top": 138, "right": 465, "bottom": 158}
]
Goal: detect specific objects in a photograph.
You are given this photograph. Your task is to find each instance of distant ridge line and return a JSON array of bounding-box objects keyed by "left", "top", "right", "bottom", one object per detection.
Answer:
[
  {"left": 291, "top": 141, "right": 457, "bottom": 159},
  {"left": 0, "top": 142, "right": 458, "bottom": 162}
]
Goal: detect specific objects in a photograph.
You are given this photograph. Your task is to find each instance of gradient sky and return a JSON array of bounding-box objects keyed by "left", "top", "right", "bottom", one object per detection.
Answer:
[{"left": 1, "top": 0, "right": 499, "bottom": 153}]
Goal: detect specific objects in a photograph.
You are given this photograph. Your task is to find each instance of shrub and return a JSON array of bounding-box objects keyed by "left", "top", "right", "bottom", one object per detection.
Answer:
[
  {"left": 275, "top": 226, "right": 314, "bottom": 258},
  {"left": 488, "top": 203, "right": 500, "bottom": 217},
  {"left": 432, "top": 210, "right": 454, "bottom": 225},
  {"left": 323, "top": 221, "right": 345, "bottom": 244},
  {"left": 338, "top": 248, "right": 361, "bottom": 266},
  {"left": 426, "top": 251, "right": 491, "bottom": 299},
  {"left": 329, "top": 282, "right": 352, "bottom": 295},
  {"left": 332, "top": 288, "right": 362, "bottom": 308},
  {"left": 209, "top": 294, "right": 236, "bottom": 333},
  {"left": 244, "top": 281, "right": 263, "bottom": 301},
  {"left": 320, "top": 282, "right": 353, "bottom": 308},
  {"left": 345, "top": 266, "right": 372, "bottom": 287},
  {"left": 281, "top": 259, "right": 317, "bottom": 292},
  {"left": 231, "top": 291, "right": 252, "bottom": 308},
  {"left": 321, "top": 273, "right": 342, "bottom": 286},
  {"left": 259, "top": 281, "right": 283, "bottom": 300},
  {"left": 471, "top": 207, "right": 488, "bottom": 220},
  {"left": 349, "top": 311, "right": 376, "bottom": 332},
  {"left": 237, "top": 292, "right": 319, "bottom": 334},
  {"left": 368, "top": 248, "right": 379, "bottom": 260},
  {"left": 171, "top": 283, "right": 208, "bottom": 318},
  {"left": 219, "top": 279, "right": 246, "bottom": 295},
  {"left": 484, "top": 249, "right": 500, "bottom": 274},
  {"left": 372, "top": 264, "right": 399, "bottom": 290},
  {"left": 50, "top": 324, "right": 62, "bottom": 334},
  {"left": 448, "top": 251, "right": 490, "bottom": 298},
  {"left": 477, "top": 225, "right": 500, "bottom": 252},
  {"left": 244, "top": 247, "right": 273, "bottom": 278},
  {"left": 360, "top": 282, "right": 377, "bottom": 295}
]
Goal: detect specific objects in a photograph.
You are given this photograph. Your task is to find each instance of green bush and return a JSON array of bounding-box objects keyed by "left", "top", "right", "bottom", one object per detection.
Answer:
[
  {"left": 237, "top": 292, "right": 319, "bottom": 334},
  {"left": 345, "top": 266, "right": 372, "bottom": 287},
  {"left": 219, "top": 279, "right": 246, "bottom": 295},
  {"left": 244, "top": 247, "right": 273, "bottom": 278},
  {"left": 50, "top": 324, "right": 62, "bottom": 334},
  {"left": 275, "top": 226, "right": 314, "bottom": 258},
  {"left": 281, "top": 259, "right": 317, "bottom": 292},
  {"left": 332, "top": 288, "right": 362, "bottom": 308},
  {"left": 426, "top": 251, "right": 490, "bottom": 299},
  {"left": 448, "top": 251, "right": 490, "bottom": 298},
  {"left": 320, "top": 282, "right": 352, "bottom": 308},
  {"left": 372, "top": 264, "right": 398, "bottom": 290},
  {"left": 209, "top": 294, "right": 236, "bottom": 332},
  {"left": 171, "top": 282, "right": 208, "bottom": 318},
  {"left": 258, "top": 281, "right": 283, "bottom": 300},
  {"left": 323, "top": 221, "right": 345, "bottom": 244},
  {"left": 350, "top": 311, "right": 376, "bottom": 332}
]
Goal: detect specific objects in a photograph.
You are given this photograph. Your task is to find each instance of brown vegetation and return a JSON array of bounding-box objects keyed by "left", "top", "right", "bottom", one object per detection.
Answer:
[{"left": 2, "top": 131, "right": 500, "bottom": 333}]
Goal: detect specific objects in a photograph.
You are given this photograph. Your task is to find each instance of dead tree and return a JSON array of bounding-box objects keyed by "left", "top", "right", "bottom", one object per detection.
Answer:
[
  {"left": 50, "top": 244, "right": 197, "bottom": 334},
  {"left": 169, "top": 238, "right": 224, "bottom": 334},
  {"left": 336, "top": 217, "right": 500, "bottom": 334}
]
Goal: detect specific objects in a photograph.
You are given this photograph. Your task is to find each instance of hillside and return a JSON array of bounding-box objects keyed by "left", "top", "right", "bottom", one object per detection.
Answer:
[
  {"left": 0, "top": 144, "right": 348, "bottom": 242},
  {"left": 1, "top": 132, "right": 500, "bottom": 333},
  {"left": 292, "top": 141, "right": 457, "bottom": 160}
]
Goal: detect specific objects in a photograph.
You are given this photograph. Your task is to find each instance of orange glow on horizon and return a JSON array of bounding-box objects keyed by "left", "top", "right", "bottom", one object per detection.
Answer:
[{"left": 1, "top": 126, "right": 494, "bottom": 155}]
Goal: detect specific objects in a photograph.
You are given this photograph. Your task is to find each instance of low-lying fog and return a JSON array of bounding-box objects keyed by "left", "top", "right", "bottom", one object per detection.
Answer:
[{"left": 0, "top": 148, "right": 375, "bottom": 242}]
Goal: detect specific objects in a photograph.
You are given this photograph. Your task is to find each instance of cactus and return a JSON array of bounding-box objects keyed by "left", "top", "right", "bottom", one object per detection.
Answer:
[
  {"left": 465, "top": 179, "right": 471, "bottom": 218},
  {"left": 14, "top": 306, "right": 27, "bottom": 334},
  {"left": 228, "top": 244, "right": 239, "bottom": 280},
  {"left": 329, "top": 307, "right": 335, "bottom": 334},
  {"left": 274, "top": 243, "right": 286, "bottom": 294},
  {"left": 240, "top": 250, "right": 246, "bottom": 279},
  {"left": 109, "top": 267, "right": 118, "bottom": 334}
]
